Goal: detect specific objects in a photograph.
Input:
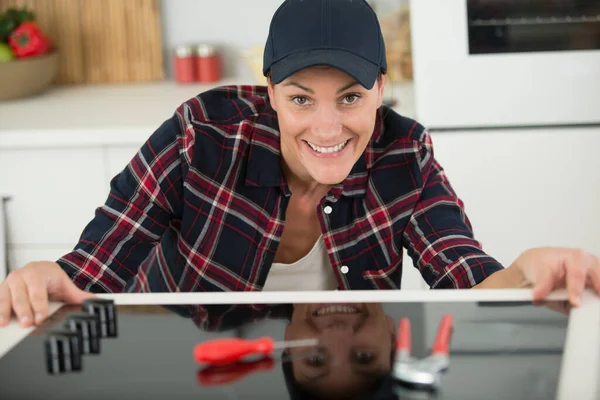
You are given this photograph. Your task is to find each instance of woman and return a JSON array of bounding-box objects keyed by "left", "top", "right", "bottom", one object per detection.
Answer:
[{"left": 0, "top": 0, "right": 599, "bottom": 328}]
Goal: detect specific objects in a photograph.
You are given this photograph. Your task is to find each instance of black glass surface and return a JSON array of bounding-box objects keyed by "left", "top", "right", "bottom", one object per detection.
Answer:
[
  {"left": 0, "top": 300, "right": 570, "bottom": 399},
  {"left": 467, "top": 0, "right": 600, "bottom": 54}
]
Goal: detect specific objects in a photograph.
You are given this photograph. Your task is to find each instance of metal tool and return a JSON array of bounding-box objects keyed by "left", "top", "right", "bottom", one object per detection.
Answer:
[
  {"left": 193, "top": 337, "right": 319, "bottom": 366},
  {"left": 392, "top": 314, "right": 453, "bottom": 391}
]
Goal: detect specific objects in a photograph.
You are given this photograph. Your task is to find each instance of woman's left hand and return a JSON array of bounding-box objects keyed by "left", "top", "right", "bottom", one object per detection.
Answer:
[{"left": 511, "top": 247, "right": 600, "bottom": 307}]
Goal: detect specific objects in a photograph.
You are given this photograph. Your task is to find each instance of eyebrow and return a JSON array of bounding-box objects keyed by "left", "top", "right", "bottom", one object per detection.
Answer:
[
  {"left": 300, "top": 364, "right": 387, "bottom": 383},
  {"left": 282, "top": 80, "right": 360, "bottom": 95},
  {"left": 351, "top": 365, "right": 388, "bottom": 377}
]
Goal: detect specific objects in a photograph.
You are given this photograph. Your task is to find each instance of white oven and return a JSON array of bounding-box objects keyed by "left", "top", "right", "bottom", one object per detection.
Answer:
[{"left": 409, "top": 0, "right": 600, "bottom": 129}]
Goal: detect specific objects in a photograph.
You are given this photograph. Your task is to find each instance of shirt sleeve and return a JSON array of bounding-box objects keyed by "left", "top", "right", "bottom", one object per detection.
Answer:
[
  {"left": 56, "top": 115, "right": 191, "bottom": 293},
  {"left": 402, "top": 130, "right": 504, "bottom": 289}
]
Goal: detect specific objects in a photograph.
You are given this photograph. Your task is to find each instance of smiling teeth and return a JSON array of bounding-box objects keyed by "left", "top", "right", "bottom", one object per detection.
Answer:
[
  {"left": 315, "top": 305, "right": 359, "bottom": 316},
  {"left": 307, "top": 140, "right": 349, "bottom": 154}
]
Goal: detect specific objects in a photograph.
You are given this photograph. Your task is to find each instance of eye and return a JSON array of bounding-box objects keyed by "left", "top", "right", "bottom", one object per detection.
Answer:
[
  {"left": 354, "top": 351, "right": 375, "bottom": 365},
  {"left": 342, "top": 94, "right": 360, "bottom": 105},
  {"left": 292, "top": 96, "right": 310, "bottom": 106},
  {"left": 306, "top": 353, "right": 327, "bottom": 367}
]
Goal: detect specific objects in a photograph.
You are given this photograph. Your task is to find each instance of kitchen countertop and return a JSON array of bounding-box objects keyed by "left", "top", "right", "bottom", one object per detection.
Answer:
[{"left": 0, "top": 80, "right": 415, "bottom": 149}]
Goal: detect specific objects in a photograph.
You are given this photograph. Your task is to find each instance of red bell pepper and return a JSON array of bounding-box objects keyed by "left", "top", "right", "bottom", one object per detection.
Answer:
[{"left": 8, "top": 21, "right": 52, "bottom": 58}]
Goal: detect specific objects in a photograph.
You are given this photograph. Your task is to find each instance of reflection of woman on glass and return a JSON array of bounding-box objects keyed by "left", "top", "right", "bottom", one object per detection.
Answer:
[
  {"left": 283, "top": 303, "right": 395, "bottom": 399},
  {"left": 190, "top": 302, "right": 397, "bottom": 399}
]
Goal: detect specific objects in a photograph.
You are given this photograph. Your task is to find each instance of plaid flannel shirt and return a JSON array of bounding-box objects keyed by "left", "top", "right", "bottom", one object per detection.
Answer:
[{"left": 56, "top": 85, "right": 504, "bottom": 293}]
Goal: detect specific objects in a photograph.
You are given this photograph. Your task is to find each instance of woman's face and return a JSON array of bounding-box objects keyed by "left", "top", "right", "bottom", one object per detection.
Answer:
[
  {"left": 268, "top": 66, "right": 385, "bottom": 186},
  {"left": 284, "top": 302, "right": 395, "bottom": 396}
]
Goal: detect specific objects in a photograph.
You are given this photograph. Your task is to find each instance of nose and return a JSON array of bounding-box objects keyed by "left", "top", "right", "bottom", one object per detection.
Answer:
[
  {"left": 321, "top": 323, "right": 353, "bottom": 367},
  {"left": 312, "top": 103, "right": 342, "bottom": 140}
]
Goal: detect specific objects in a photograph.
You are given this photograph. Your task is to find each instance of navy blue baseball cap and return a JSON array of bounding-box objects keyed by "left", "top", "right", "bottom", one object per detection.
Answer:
[{"left": 263, "top": 0, "right": 387, "bottom": 90}]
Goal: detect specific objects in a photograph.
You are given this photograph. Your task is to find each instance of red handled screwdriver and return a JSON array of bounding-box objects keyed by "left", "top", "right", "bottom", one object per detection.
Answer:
[
  {"left": 197, "top": 358, "right": 275, "bottom": 385},
  {"left": 194, "top": 337, "right": 319, "bottom": 365}
]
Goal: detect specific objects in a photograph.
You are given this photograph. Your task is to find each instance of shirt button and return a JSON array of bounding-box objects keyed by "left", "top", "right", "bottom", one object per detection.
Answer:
[
  {"left": 340, "top": 265, "right": 349, "bottom": 274},
  {"left": 324, "top": 205, "right": 333, "bottom": 215}
]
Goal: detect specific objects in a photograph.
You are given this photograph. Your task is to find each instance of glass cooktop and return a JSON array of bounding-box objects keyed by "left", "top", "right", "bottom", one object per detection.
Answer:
[{"left": 0, "top": 299, "right": 570, "bottom": 399}]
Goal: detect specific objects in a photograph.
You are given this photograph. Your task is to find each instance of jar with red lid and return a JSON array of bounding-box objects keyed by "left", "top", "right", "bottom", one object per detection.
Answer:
[
  {"left": 174, "top": 44, "right": 195, "bottom": 84},
  {"left": 194, "top": 44, "right": 222, "bottom": 83}
]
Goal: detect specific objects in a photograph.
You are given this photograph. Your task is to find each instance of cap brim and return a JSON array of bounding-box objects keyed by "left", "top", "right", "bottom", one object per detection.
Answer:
[{"left": 268, "top": 49, "right": 380, "bottom": 90}]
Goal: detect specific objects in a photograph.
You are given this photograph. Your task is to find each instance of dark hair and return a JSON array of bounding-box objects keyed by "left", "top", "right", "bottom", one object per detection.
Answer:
[{"left": 282, "top": 359, "right": 398, "bottom": 400}]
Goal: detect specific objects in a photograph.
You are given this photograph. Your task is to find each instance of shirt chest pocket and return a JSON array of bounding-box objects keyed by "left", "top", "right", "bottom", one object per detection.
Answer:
[{"left": 351, "top": 200, "right": 413, "bottom": 289}]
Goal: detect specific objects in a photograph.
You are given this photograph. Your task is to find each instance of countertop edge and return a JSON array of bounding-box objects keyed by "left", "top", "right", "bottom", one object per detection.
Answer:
[{"left": 0, "top": 128, "right": 153, "bottom": 150}]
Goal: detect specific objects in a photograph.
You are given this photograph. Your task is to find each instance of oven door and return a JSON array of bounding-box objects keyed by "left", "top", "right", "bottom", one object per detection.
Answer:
[{"left": 409, "top": 0, "right": 600, "bottom": 129}]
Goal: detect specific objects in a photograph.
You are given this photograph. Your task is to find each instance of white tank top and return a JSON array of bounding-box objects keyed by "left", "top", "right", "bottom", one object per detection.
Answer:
[{"left": 262, "top": 236, "right": 338, "bottom": 291}]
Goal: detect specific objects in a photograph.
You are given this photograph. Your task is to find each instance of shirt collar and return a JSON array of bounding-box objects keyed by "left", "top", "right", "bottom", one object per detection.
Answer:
[
  {"left": 244, "top": 99, "right": 291, "bottom": 196},
  {"left": 245, "top": 93, "right": 384, "bottom": 200}
]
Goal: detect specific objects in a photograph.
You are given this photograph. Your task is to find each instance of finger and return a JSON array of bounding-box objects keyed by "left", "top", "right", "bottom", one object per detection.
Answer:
[
  {"left": 24, "top": 274, "right": 48, "bottom": 325},
  {"left": 586, "top": 255, "right": 600, "bottom": 296},
  {"left": 0, "top": 283, "right": 11, "bottom": 326},
  {"left": 565, "top": 252, "right": 589, "bottom": 307},
  {"left": 57, "top": 278, "right": 96, "bottom": 304},
  {"left": 532, "top": 263, "right": 564, "bottom": 302},
  {"left": 8, "top": 276, "right": 34, "bottom": 327}
]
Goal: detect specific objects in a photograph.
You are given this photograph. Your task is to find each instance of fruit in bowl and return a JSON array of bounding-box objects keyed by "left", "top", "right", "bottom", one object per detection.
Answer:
[
  {"left": 0, "top": 50, "right": 59, "bottom": 100},
  {"left": 0, "top": 6, "right": 58, "bottom": 100},
  {"left": 0, "top": 43, "right": 14, "bottom": 62}
]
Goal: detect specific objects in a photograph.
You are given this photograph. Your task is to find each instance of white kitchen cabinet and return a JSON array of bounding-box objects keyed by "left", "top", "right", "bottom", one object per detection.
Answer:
[
  {"left": 105, "top": 146, "right": 145, "bottom": 182},
  {"left": 0, "top": 148, "right": 108, "bottom": 247},
  {"left": 8, "top": 246, "right": 73, "bottom": 271},
  {"left": 429, "top": 126, "right": 600, "bottom": 267},
  {"left": 401, "top": 253, "right": 428, "bottom": 289},
  {"left": 0, "top": 196, "right": 8, "bottom": 280}
]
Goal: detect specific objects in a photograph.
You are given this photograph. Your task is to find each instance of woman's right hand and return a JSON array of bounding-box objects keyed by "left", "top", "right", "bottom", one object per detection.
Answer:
[{"left": 0, "top": 261, "right": 96, "bottom": 327}]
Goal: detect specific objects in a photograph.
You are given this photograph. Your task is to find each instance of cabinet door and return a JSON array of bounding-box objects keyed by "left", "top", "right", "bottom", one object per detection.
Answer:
[
  {"left": 0, "top": 197, "right": 7, "bottom": 281},
  {"left": 105, "top": 146, "right": 144, "bottom": 182},
  {"left": 0, "top": 148, "right": 108, "bottom": 247},
  {"left": 429, "top": 126, "right": 600, "bottom": 266},
  {"left": 8, "top": 246, "right": 73, "bottom": 272},
  {"left": 401, "top": 253, "right": 428, "bottom": 290}
]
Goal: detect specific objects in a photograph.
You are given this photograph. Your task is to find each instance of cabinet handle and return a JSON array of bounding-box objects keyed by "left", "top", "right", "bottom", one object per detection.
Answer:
[{"left": 0, "top": 196, "right": 11, "bottom": 282}]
